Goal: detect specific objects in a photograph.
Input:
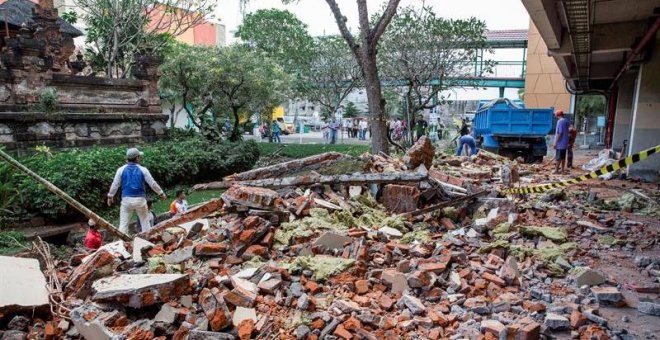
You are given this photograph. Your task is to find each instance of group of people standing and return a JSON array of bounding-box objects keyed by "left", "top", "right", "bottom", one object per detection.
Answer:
[{"left": 323, "top": 118, "right": 369, "bottom": 144}]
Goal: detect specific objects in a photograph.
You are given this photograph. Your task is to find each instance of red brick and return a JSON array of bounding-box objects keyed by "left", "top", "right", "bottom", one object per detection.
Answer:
[
  {"left": 570, "top": 310, "right": 586, "bottom": 329},
  {"left": 482, "top": 272, "right": 506, "bottom": 287},
  {"left": 194, "top": 242, "right": 227, "bottom": 256},
  {"left": 354, "top": 280, "right": 370, "bottom": 295},
  {"left": 333, "top": 324, "right": 353, "bottom": 340},
  {"left": 310, "top": 318, "right": 325, "bottom": 330},
  {"left": 243, "top": 245, "right": 267, "bottom": 258},
  {"left": 440, "top": 217, "right": 456, "bottom": 230},
  {"left": 522, "top": 300, "right": 546, "bottom": 313},
  {"left": 237, "top": 319, "right": 254, "bottom": 340},
  {"left": 380, "top": 295, "right": 395, "bottom": 310},
  {"left": 305, "top": 281, "right": 321, "bottom": 295},
  {"left": 380, "top": 184, "right": 420, "bottom": 213}
]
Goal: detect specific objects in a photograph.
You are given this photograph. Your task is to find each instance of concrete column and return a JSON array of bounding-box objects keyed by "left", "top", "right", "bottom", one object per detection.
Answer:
[
  {"left": 628, "top": 40, "right": 660, "bottom": 180},
  {"left": 611, "top": 73, "right": 636, "bottom": 150}
]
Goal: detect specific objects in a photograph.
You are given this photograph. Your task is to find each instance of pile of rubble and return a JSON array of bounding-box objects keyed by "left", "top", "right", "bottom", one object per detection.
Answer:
[{"left": 1, "top": 137, "right": 659, "bottom": 340}]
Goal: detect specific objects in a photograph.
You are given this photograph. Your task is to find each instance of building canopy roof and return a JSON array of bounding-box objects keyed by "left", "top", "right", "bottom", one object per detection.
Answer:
[{"left": 0, "top": 0, "right": 83, "bottom": 37}]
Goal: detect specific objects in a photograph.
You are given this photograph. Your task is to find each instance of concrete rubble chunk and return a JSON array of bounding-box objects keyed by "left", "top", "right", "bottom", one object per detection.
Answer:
[
  {"left": 132, "top": 237, "right": 154, "bottom": 264},
  {"left": 313, "top": 232, "right": 352, "bottom": 250},
  {"left": 199, "top": 288, "right": 232, "bottom": 331},
  {"left": 257, "top": 278, "right": 282, "bottom": 295},
  {"left": 332, "top": 299, "right": 360, "bottom": 314},
  {"left": 590, "top": 286, "right": 623, "bottom": 304},
  {"left": 154, "top": 303, "right": 179, "bottom": 323},
  {"left": 380, "top": 184, "right": 420, "bottom": 213},
  {"left": 397, "top": 294, "right": 426, "bottom": 315},
  {"left": 381, "top": 269, "right": 409, "bottom": 294},
  {"left": 403, "top": 136, "right": 434, "bottom": 169},
  {"left": 222, "top": 185, "right": 282, "bottom": 209},
  {"left": 544, "top": 313, "right": 570, "bottom": 330},
  {"left": 378, "top": 226, "right": 403, "bottom": 238},
  {"left": 573, "top": 267, "right": 606, "bottom": 286},
  {"left": 232, "top": 306, "right": 257, "bottom": 326},
  {"left": 92, "top": 274, "right": 190, "bottom": 308},
  {"left": 70, "top": 306, "right": 120, "bottom": 340},
  {"left": 163, "top": 246, "right": 194, "bottom": 264},
  {"left": 188, "top": 330, "right": 237, "bottom": 340},
  {"left": 66, "top": 250, "right": 120, "bottom": 298},
  {"left": 638, "top": 298, "right": 660, "bottom": 316},
  {"left": 0, "top": 256, "right": 50, "bottom": 314},
  {"left": 480, "top": 319, "right": 506, "bottom": 340}
]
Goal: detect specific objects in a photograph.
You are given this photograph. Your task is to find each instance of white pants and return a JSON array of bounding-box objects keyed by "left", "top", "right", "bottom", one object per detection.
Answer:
[{"left": 119, "top": 196, "right": 151, "bottom": 234}]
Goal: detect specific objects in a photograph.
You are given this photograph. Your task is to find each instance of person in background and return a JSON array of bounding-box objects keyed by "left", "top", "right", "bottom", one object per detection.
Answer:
[
  {"left": 456, "top": 134, "right": 478, "bottom": 157},
  {"left": 351, "top": 119, "right": 359, "bottom": 138},
  {"left": 567, "top": 121, "right": 578, "bottom": 169},
  {"left": 415, "top": 116, "right": 428, "bottom": 141},
  {"left": 271, "top": 120, "right": 281, "bottom": 143},
  {"left": 169, "top": 190, "right": 188, "bottom": 216},
  {"left": 359, "top": 118, "right": 368, "bottom": 140},
  {"left": 107, "top": 148, "right": 166, "bottom": 234},
  {"left": 552, "top": 110, "right": 570, "bottom": 174},
  {"left": 330, "top": 119, "right": 340, "bottom": 144},
  {"left": 459, "top": 118, "right": 469, "bottom": 136},
  {"left": 84, "top": 219, "right": 102, "bottom": 250}
]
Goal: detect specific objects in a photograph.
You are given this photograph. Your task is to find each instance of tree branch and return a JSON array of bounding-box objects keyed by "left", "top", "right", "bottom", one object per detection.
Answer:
[
  {"left": 370, "top": 0, "right": 402, "bottom": 50},
  {"left": 323, "top": 0, "right": 359, "bottom": 54}
]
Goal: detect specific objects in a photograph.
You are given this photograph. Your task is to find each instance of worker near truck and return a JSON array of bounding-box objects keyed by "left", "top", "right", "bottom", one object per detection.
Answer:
[
  {"left": 107, "top": 148, "right": 167, "bottom": 234},
  {"left": 456, "top": 133, "right": 478, "bottom": 157},
  {"left": 552, "top": 110, "right": 570, "bottom": 174}
]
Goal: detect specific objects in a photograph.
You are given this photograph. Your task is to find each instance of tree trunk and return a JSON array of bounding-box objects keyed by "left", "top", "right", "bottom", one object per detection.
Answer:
[
  {"left": 361, "top": 51, "right": 389, "bottom": 154},
  {"left": 230, "top": 107, "right": 242, "bottom": 142}
]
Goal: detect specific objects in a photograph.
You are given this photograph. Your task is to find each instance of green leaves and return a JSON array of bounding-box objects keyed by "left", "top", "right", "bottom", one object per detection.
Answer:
[{"left": 11, "top": 138, "right": 259, "bottom": 220}]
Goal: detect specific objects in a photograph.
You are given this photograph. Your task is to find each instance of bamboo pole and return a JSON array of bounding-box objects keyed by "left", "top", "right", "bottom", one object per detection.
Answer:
[{"left": 0, "top": 148, "right": 130, "bottom": 241}]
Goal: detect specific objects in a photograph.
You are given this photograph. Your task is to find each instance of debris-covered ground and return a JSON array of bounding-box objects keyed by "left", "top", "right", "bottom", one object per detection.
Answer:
[{"left": 1, "top": 137, "right": 659, "bottom": 340}]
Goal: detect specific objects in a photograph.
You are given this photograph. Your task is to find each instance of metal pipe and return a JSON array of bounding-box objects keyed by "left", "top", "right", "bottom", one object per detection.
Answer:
[
  {"left": 609, "top": 15, "right": 660, "bottom": 90},
  {"left": 0, "top": 148, "right": 130, "bottom": 241}
]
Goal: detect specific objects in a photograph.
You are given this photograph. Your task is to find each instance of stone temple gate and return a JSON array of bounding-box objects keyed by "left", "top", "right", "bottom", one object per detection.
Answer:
[{"left": 0, "top": 0, "right": 168, "bottom": 150}]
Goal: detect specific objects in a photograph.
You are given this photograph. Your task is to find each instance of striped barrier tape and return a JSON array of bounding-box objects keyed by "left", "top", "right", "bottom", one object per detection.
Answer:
[{"left": 502, "top": 145, "right": 660, "bottom": 194}]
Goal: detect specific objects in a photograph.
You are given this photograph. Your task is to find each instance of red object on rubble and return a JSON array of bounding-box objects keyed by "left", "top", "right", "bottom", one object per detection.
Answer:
[{"left": 84, "top": 229, "right": 102, "bottom": 250}]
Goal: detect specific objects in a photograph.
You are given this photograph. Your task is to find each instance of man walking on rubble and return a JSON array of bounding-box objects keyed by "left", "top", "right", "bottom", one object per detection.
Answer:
[
  {"left": 552, "top": 110, "right": 570, "bottom": 174},
  {"left": 107, "top": 148, "right": 166, "bottom": 234}
]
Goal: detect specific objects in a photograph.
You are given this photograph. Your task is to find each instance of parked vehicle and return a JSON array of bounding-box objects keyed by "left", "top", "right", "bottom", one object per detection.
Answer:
[{"left": 473, "top": 98, "right": 554, "bottom": 163}]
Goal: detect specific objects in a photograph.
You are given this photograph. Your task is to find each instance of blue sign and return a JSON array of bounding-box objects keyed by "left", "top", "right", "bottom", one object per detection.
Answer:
[{"left": 597, "top": 116, "right": 606, "bottom": 127}]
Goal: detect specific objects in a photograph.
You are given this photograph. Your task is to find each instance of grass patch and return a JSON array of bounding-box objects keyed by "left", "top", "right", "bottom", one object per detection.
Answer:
[
  {"left": 258, "top": 143, "right": 370, "bottom": 158},
  {"left": 0, "top": 230, "right": 29, "bottom": 255}
]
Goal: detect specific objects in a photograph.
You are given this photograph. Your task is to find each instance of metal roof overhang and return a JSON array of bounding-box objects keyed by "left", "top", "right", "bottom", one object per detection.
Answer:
[{"left": 521, "top": 0, "right": 660, "bottom": 92}]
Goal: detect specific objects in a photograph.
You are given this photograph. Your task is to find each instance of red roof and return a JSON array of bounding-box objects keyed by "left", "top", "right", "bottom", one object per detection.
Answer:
[{"left": 485, "top": 29, "right": 528, "bottom": 42}]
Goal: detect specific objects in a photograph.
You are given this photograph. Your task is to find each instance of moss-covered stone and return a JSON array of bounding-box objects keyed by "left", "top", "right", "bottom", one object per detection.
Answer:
[
  {"left": 279, "top": 256, "right": 354, "bottom": 281},
  {"left": 401, "top": 229, "right": 431, "bottom": 244},
  {"left": 519, "top": 226, "right": 567, "bottom": 243}
]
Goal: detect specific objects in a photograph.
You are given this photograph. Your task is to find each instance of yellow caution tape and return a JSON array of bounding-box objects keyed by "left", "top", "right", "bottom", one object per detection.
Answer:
[{"left": 502, "top": 145, "right": 660, "bottom": 194}]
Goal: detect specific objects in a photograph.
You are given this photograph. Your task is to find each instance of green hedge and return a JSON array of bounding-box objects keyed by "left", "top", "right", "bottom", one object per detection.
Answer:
[{"left": 14, "top": 137, "right": 259, "bottom": 220}]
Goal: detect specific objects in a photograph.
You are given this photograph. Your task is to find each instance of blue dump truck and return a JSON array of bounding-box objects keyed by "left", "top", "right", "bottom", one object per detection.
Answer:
[{"left": 472, "top": 98, "right": 554, "bottom": 163}]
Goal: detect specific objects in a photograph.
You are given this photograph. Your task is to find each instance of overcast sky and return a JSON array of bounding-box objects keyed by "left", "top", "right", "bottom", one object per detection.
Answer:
[{"left": 218, "top": 0, "right": 531, "bottom": 42}]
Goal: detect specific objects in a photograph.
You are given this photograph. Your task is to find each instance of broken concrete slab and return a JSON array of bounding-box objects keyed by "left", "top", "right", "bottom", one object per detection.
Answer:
[
  {"left": 92, "top": 274, "right": 190, "bottom": 308},
  {"left": 154, "top": 303, "right": 179, "bottom": 323},
  {"left": 378, "top": 226, "right": 403, "bottom": 238},
  {"left": 0, "top": 256, "right": 50, "bottom": 314},
  {"left": 397, "top": 294, "right": 426, "bottom": 315},
  {"left": 188, "top": 330, "right": 236, "bottom": 340}
]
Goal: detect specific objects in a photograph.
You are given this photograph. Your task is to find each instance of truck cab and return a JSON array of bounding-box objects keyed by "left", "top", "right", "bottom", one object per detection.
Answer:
[{"left": 473, "top": 99, "right": 554, "bottom": 163}]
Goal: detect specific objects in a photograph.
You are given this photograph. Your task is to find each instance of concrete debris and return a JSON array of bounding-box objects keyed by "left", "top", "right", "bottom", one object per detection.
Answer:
[
  {"left": 2, "top": 147, "right": 658, "bottom": 340},
  {"left": 0, "top": 256, "right": 50, "bottom": 314},
  {"left": 92, "top": 274, "right": 190, "bottom": 308}
]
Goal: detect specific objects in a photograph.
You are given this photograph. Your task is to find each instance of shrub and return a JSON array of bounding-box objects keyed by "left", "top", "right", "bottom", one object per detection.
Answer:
[
  {"left": 14, "top": 137, "right": 259, "bottom": 220},
  {"left": 38, "top": 88, "right": 60, "bottom": 113}
]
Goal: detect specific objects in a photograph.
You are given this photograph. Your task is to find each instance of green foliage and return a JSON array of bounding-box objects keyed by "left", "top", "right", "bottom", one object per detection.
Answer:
[
  {"left": 236, "top": 9, "right": 315, "bottom": 76},
  {"left": 160, "top": 44, "right": 291, "bottom": 142},
  {"left": 13, "top": 137, "right": 259, "bottom": 220},
  {"left": 0, "top": 231, "right": 28, "bottom": 255},
  {"left": 379, "top": 6, "right": 491, "bottom": 116},
  {"left": 61, "top": 10, "right": 78, "bottom": 24},
  {"left": 576, "top": 94, "right": 606, "bottom": 127},
  {"left": 37, "top": 88, "right": 60, "bottom": 113},
  {"left": 343, "top": 102, "right": 360, "bottom": 118}
]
